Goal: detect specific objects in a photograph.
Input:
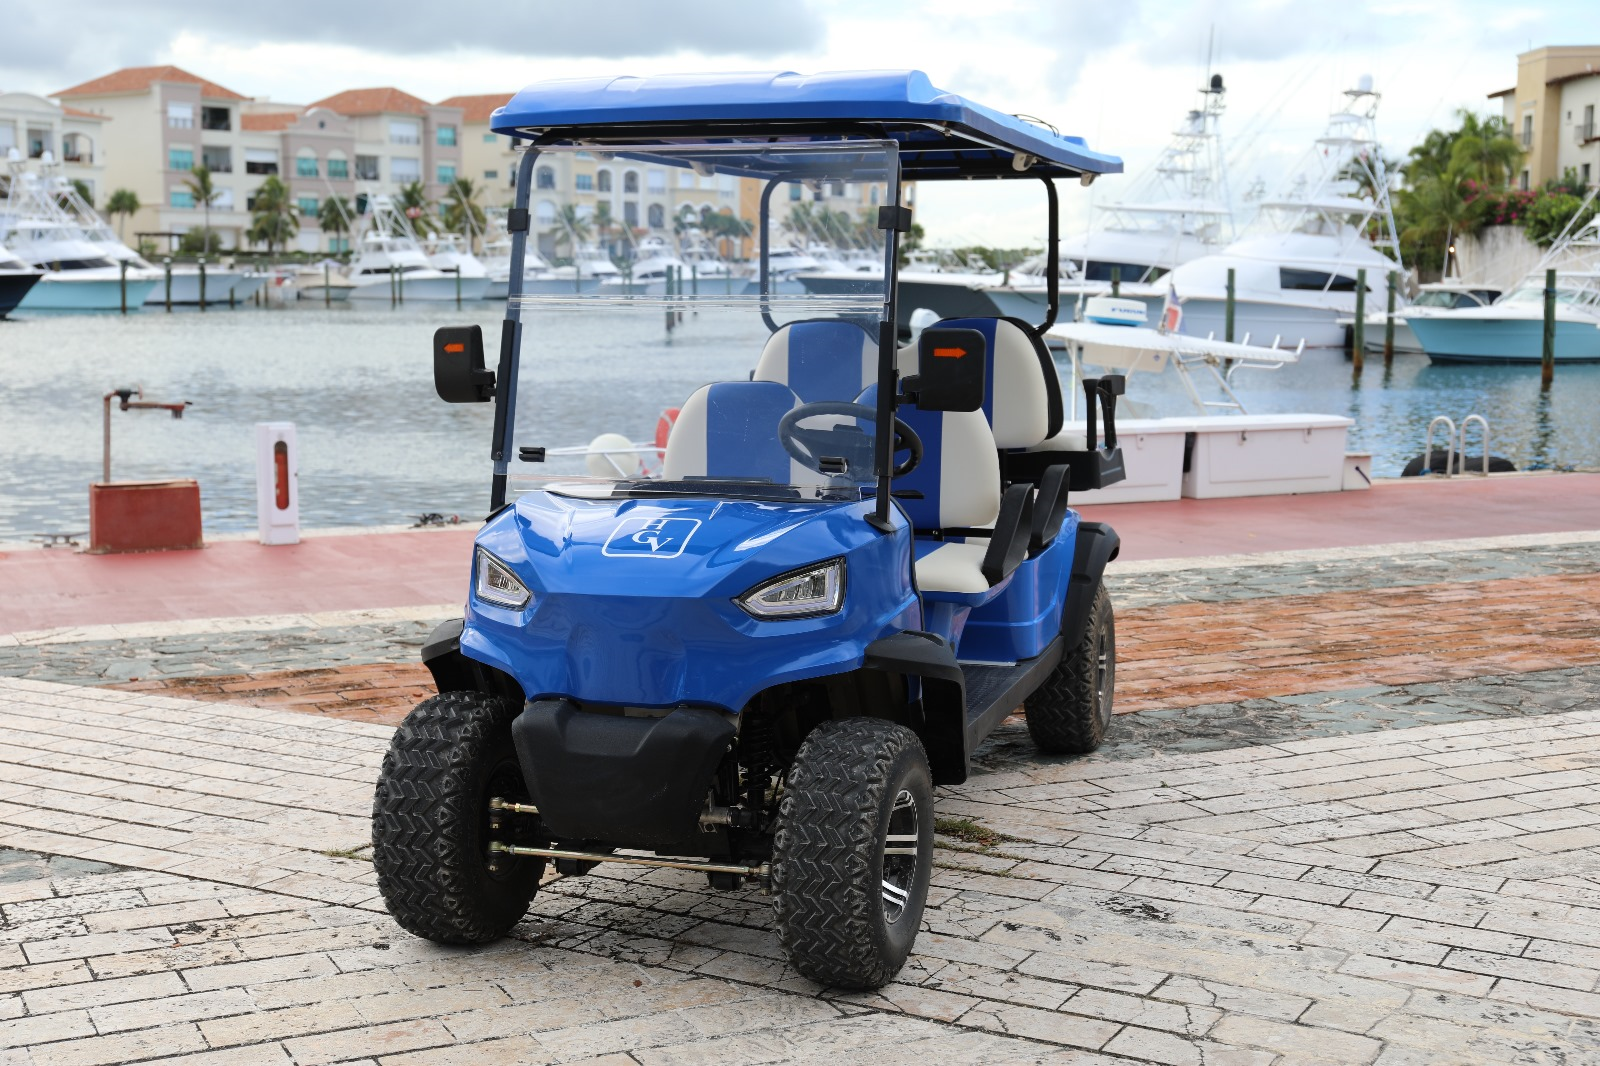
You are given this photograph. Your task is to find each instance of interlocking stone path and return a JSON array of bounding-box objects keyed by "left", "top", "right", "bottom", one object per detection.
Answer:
[{"left": 1, "top": 677, "right": 1599, "bottom": 1064}]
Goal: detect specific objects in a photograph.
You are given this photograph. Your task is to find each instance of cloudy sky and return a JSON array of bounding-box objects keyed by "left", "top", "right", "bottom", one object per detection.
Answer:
[{"left": 6, "top": 0, "right": 1594, "bottom": 243}]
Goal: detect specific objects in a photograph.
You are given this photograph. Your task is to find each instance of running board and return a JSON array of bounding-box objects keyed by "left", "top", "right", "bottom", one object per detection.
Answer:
[{"left": 961, "top": 635, "right": 1064, "bottom": 752}]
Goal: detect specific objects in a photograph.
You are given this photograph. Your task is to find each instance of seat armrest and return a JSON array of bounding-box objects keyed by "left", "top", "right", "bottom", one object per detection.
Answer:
[
  {"left": 1029, "top": 464, "right": 1070, "bottom": 555},
  {"left": 980, "top": 483, "right": 1035, "bottom": 586}
]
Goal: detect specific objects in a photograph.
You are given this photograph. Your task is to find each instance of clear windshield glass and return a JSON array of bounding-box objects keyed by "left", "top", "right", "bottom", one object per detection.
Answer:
[{"left": 502, "top": 142, "right": 896, "bottom": 503}]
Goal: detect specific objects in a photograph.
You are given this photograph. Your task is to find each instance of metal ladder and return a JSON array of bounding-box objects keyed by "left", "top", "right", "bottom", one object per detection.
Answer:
[{"left": 1422, "top": 415, "right": 1492, "bottom": 477}]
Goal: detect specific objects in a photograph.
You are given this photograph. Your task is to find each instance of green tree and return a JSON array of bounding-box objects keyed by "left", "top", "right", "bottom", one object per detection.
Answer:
[
  {"left": 106, "top": 188, "right": 140, "bottom": 241},
  {"left": 1448, "top": 112, "right": 1523, "bottom": 188},
  {"left": 178, "top": 228, "right": 223, "bottom": 255},
  {"left": 184, "top": 165, "right": 220, "bottom": 247},
  {"left": 319, "top": 195, "right": 354, "bottom": 250},
  {"left": 1397, "top": 167, "right": 1480, "bottom": 277},
  {"left": 395, "top": 180, "right": 437, "bottom": 236},
  {"left": 247, "top": 175, "right": 297, "bottom": 255},
  {"left": 440, "top": 178, "right": 486, "bottom": 242},
  {"left": 1522, "top": 191, "right": 1597, "bottom": 248},
  {"left": 592, "top": 201, "right": 617, "bottom": 257},
  {"left": 552, "top": 203, "right": 592, "bottom": 260}
]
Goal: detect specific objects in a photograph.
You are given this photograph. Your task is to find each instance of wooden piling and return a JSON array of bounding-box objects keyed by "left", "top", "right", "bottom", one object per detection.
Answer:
[
  {"left": 1225, "top": 267, "right": 1235, "bottom": 343},
  {"left": 1542, "top": 267, "right": 1556, "bottom": 390}
]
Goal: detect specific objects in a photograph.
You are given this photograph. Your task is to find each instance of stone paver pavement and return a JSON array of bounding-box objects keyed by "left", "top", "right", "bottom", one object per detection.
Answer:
[{"left": 2, "top": 677, "right": 1599, "bottom": 1064}]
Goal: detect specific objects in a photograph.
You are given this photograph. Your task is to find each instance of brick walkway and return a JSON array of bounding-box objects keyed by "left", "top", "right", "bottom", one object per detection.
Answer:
[{"left": 1, "top": 677, "right": 1599, "bottom": 1063}]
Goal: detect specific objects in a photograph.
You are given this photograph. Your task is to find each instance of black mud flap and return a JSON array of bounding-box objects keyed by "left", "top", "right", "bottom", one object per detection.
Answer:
[
  {"left": 863, "top": 631, "right": 969, "bottom": 786},
  {"left": 511, "top": 700, "right": 735, "bottom": 850},
  {"left": 1063, "top": 521, "right": 1120, "bottom": 643}
]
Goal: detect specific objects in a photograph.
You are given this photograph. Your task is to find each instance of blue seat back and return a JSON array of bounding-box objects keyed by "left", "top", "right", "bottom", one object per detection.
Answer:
[
  {"left": 662, "top": 381, "right": 805, "bottom": 486},
  {"left": 754, "top": 319, "right": 878, "bottom": 403}
]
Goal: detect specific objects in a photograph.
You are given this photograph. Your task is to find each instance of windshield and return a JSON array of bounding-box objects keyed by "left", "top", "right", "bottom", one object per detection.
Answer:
[{"left": 502, "top": 142, "right": 897, "bottom": 504}]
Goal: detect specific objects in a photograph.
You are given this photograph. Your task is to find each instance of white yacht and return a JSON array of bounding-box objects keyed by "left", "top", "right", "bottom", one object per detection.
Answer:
[
  {"left": 1, "top": 161, "right": 159, "bottom": 311},
  {"left": 1167, "top": 76, "right": 1402, "bottom": 349},
  {"left": 519, "top": 244, "right": 620, "bottom": 295},
  {"left": 1348, "top": 282, "right": 1501, "bottom": 355},
  {"left": 348, "top": 196, "right": 491, "bottom": 302},
  {"left": 987, "top": 74, "right": 1234, "bottom": 325},
  {"left": 426, "top": 233, "right": 490, "bottom": 286},
  {"left": 598, "top": 235, "right": 687, "bottom": 295},
  {"left": 0, "top": 244, "right": 43, "bottom": 318},
  {"left": 41, "top": 163, "right": 260, "bottom": 306}
]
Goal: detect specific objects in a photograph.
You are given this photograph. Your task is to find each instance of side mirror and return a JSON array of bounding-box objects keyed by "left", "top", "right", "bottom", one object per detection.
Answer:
[
  {"left": 907, "top": 327, "right": 986, "bottom": 412},
  {"left": 433, "top": 325, "right": 495, "bottom": 403}
]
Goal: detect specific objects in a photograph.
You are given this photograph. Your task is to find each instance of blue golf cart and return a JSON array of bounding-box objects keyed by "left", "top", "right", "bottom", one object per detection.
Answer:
[{"left": 373, "top": 70, "right": 1128, "bottom": 990}]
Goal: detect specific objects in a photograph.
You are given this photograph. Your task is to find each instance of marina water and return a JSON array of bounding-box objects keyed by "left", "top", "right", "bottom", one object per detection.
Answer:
[{"left": 1, "top": 306, "right": 1597, "bottom": 541}]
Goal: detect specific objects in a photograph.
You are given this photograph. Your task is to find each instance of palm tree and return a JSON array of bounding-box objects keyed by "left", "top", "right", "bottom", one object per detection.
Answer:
[
  {"left": 395, "top": 180, "right": 437, "bottom": 236},
  {"left": 319, "top": 195, "right": 354, "bottom": 252},
  {"left": 247, "top": 175, "right": 297, "bottom": 256},
  {"left": 184, "top": 165, "right": 220, "bottom": 249},
  {"left": 106, "top": 188, "right": 140, "bottom": 241},
  {"left": 1449, "top": 112, "right": 1523, "bottom": 188},
  {"left": 440, "top": 178, "right": 486, "bottom": 244},
  {"left": 552, "top": 204, "right": 592, "bottom": 260},
  {"left": 592, "top": 201, "right": 617, "bottom": 257},
  {"left": 1397, "top": 166, "right": 1481, "bottom": 278}
]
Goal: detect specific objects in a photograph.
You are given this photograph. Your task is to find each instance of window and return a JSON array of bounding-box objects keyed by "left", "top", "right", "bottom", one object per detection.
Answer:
[
  {"left": 391, "top": 157, "right": 420, "bottom": 182},
  {"left": 166, "top": 103, "right": 194, "bottom": 129},
  {"left": 355, "top": 155, "right": 379, "bottom": 181},
  {"left": 789, "top": 184, "right": 802, "bottom": 201},
  {"left": 575, "top": 151, "right": 592, "bottom": 159},
  {"left": 201, "top": 106, "right": 231, "bottom": 131},
  {"left": 436, "top": 125, "right": 456, "bottom": 146},
  {"left": 327, "top": 157, "right": 348, "bottom": 179},
  {"left": 1585, "top": 104, "right": 1596, "bottom": 142},
  {"left": 245, "top": 149, "right": 279, "bottom": 176},
  {"left": 536, "top": 199, "right": 556, "bottom": 225},
  {"left": 482, "top": 132, "right": 497, "bottom": 143},
  {"left": 0, "top": 124, "right": 13, "bottom": 152},
  {"left": 169, "top": 147, "right": 194, "bottom": 172},
  {"left": 623, "top": 170, "right": 639, "bottom": 193},
  {"left": 1522, "top": 114, "right": 1533, "bottom": 147},
  {"left": 27, "top": 129, "right": 50, "bottom": 158},
  {"left": 701, "top": 174, "right": 716, "bottom": 190},
  {"left": 484, "top": 169, "right": 498, "bottom": 180},
  {"left": 63, "top": 133, "right": 92, "bottom": 164},
  {"left": 1584, "top": 163, "right": 1593, "bottom": 187},
  {"left": 575, "top": 173, "right": 593, "bottom": 191},
  {"left": 623, "top": 201, "right": 638, "bottom": 226},
  {"left": 597, "top": 169, "right": 612, "bottom": 192},
  {"left": 438, "top": 164, "right": 456, "bottom": 184},
  {"left": 536, "top": 166, "right": 555, "bottom": 189},
  {"left": 201, "top": 146, "right": 231, "bottom": 173},
  {"left": 297, "top": 196, "right": 318, "bottom": 217},
  {"left": 389, "top": 120, "right": 420, "bottom": 145},
  {"left": 1279, "top": 267, "right": 1358, "bottom": 292},
  {"left": 212, "top": 187, "right": 234, "bottom": 210},
  {"left": 647, "top": 203, "right": 665, "bottom": 228},
  {"left": 870, "top": 186, "right": 879, "bottom": 205},
  {"left": 170, "top": 189, "right": 195, "bottom": 208},
  {"left": 647, "top": 169, "right": 666, "bottom": 193},
  {"left": 1520, "top": 169, "right": 1530, "bottom": 192},
  {"left": 296, "top": 155, "right": 318, "bottom": 178}
]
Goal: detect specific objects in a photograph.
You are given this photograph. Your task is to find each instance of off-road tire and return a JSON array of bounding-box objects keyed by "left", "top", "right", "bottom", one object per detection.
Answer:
[
  {"left": 771, "top": 718, "right": 934, "bottom": 990},
  {"left": 1026, "top": 582, "right": 1115, "bottom": 754},
  {"left": 372, "top": 691, "right": 544, "bottom": 944}
]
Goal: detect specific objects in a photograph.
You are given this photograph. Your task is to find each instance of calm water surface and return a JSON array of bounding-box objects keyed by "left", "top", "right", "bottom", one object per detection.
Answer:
[{"left": 1, "top": 304, "right": 1596, "bottom": 540}]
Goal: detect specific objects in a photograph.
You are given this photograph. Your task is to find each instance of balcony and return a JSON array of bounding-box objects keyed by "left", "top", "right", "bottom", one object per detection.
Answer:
[
  {"left": 1578, "top": 122, "right": 1598, "bottom": 145},
  {"left": 202, "top": 152, "right": 233, "bottom": 174},
  {"left": 201, "top": 107, "right": 232, "bottom": 132}
]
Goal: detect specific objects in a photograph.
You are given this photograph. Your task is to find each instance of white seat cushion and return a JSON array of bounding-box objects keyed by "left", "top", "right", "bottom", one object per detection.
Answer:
[{"left": 915, "top": 540, "right": 990, "bottom": 594}]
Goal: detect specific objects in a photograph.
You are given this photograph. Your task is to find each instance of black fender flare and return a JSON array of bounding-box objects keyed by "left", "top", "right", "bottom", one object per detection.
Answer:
[
  {"left": 421, "top": 618, "right": 524, "bottom": 703},
  {"left": 862, "top": 630, "right": 969, "bottom": 785},
  {"left": 1062, "top": 522, "right": 1120, "bottom": 644}
]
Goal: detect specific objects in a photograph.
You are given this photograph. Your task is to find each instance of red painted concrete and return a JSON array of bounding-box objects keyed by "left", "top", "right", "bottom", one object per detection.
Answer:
[{"left": 3, "top": 474, "right": 1598, "bottom": 633}]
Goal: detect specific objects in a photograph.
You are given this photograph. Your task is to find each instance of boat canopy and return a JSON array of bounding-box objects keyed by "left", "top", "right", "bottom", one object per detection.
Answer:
[{"left": 490, "top": 70, "right": 1122, "bottom": 182}]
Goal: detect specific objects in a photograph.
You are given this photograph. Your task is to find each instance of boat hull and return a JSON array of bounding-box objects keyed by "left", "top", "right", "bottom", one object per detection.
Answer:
[
  {"left": 296, "top": 285, "right": 353, "bottom": 303},
  {"left": 515, "top": 277, "right": 606, "bottom": 296},
  {"left": 348, "top": 275, "right": 493, "bottom": 302},
  {"left": 140, "top": 271, "right": 254, "bottom": 306},
  {"left": 1174, "top": 297, "right": 1348, "bottom": 348},
  {"left": 0, "top": 273, "right": 43, "bottom": 317},
  {"left": 1408, "top": 315, "right": 1600, "bottom": 364},
  {"left": 18, "top": 276, "right": 160, "bottom": 312}
]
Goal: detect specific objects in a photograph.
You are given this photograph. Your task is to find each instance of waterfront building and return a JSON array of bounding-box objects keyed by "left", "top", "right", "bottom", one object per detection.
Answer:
[
  {"left": 0, "top": 92, "right": 106, "bottom": 201},
  {"left": 1490, "top": 46, "right": 1600, "bottom": 190},
  {"left": 302, "top": 88, "right": 464, "bottom": 212}
]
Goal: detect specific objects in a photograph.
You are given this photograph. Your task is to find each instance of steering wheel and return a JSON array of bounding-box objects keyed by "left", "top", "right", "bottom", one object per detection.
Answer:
[{"left": 777, "top": 401, "right": 923, "bottom": 479}]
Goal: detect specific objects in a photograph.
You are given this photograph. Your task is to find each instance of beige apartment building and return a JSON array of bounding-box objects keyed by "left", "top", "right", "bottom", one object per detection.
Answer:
[
  {"left": 0, "top": 91, "right": 107, "bottom": 203},
  {"left": 1490, "top": 45, "right": 1600, "bottom": 190}
]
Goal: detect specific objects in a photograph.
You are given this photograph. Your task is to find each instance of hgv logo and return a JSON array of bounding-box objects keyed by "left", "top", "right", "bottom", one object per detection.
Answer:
[{"left": 601, "top": 517, "right": 701, "bottom": 559}]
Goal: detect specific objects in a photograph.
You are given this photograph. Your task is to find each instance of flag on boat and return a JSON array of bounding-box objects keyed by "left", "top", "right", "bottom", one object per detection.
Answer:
[{"left": 1160, "top": 281, "right": 1183, "bottom": 333}]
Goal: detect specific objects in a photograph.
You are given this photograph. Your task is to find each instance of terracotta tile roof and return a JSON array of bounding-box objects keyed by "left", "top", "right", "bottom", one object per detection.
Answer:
[
  {"left": 241, "top": 112, "right": 299, "bottom": 132},
  {"left": 61, "top": 106, "right": 109, "bottom": 121},
  {"left": 56, "top": 65, "right": 245, "bottom": 101},
  {"left": 436, "top": 93, "right": 514, "bottom": 125},
  {"left": 308, "top": 87, "right": 434, "bottom": 117}
]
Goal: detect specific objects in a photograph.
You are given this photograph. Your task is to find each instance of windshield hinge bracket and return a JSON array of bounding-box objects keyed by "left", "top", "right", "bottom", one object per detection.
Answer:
[
  {"left": 507, "top": 208, "right": 530, "bottom": 233},
  {"left": 877, "top": 205, "right": 913, "bottom": 233},
  {"left": 518, "top": 446, "right": 546, "bottom": 463}
]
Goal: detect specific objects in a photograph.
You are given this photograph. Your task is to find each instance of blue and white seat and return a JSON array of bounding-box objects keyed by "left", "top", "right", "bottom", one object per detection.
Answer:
[
  {"left": 903, "top": 317, "right": 1062, "bottom": 450},
  {"left": 754, "top": 319, "right": 878, "bottom": 403},
  {"left": 662, "top": 381, "right": 818, "bottom": 487}
]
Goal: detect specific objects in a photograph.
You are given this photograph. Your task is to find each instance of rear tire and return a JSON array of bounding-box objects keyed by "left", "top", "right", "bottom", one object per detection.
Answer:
[
  {"left": 1026, "top": 582, "right": 1115, "bottom": 754},
  {"left": 772, "top": 718, "right": 934, "bottom": 990},
  {"left": 372, "top": 691, "right": 545, "bottom": 944}
]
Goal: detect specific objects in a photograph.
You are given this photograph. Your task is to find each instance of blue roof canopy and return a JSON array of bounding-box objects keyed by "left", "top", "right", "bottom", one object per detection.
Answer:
[{"left": 490, "top": 70, "right": 1121, "bottom": 181}]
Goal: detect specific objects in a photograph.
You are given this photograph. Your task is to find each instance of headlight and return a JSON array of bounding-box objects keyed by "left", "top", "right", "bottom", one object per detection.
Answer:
[
  {"left": 738, "top": 559, "right": 845, "bottom": 619},
  {"left": 475, "top": 548, "right": 531, "bottom": 609}
]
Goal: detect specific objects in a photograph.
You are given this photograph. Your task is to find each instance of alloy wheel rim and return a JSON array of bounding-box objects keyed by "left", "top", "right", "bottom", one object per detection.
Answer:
[{"left": 881, "top": 788, "right": 920, "bottom": 924}]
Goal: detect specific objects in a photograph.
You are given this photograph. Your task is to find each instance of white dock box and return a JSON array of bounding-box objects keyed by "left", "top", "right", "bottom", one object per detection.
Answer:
[
  {"left": 1182, "top": 414, "right": 1352, "bottom": 499},
  {"left": 1038, "top": 418, "right": 1191, "bottom": 504}
]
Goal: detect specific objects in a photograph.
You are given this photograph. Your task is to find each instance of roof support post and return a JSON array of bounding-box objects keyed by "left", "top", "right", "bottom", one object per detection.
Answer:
[
  {"left": 869, "top": 147, "right": 904, "bottom": 533},
  {"left": 1033, "top": 176, "right": 1060, "bottom": 337},
  {"left": 490, "top": 143, "right": 541, "bottom": 512}
]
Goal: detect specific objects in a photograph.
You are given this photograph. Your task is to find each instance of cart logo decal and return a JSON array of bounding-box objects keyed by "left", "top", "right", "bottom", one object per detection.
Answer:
[{"left": 601, "top": 517, "right": 701, "bottom": 558}]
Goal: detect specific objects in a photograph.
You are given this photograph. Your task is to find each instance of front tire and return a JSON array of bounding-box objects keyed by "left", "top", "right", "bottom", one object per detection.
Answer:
[
  {"left": 772, "top": 718, "right": 934, "bottom": 990},
  {"left": 1026, "top": 582, "right": 1116, "bottom": 754},
  {"left": 372, "top": 691, "right": 545, "bottom": 944}
]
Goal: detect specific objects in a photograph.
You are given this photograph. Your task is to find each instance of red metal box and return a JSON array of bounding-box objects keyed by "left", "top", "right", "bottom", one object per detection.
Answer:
[{"left": 88, "top": 480, "right": 204, "bottom": 554}]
